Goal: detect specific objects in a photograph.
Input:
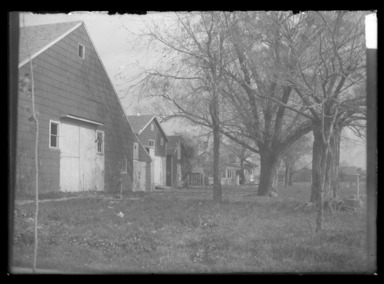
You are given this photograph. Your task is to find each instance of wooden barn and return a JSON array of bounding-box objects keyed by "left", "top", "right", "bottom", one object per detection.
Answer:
[
  {"left": 127, "top": 115, "right": 168, "bottom": 189},
  {"left": 16, "top": 21, "right": 151, "bottom": 194},
  {"left": 166, "top": 135, "right": 182, "bottom": 188}
]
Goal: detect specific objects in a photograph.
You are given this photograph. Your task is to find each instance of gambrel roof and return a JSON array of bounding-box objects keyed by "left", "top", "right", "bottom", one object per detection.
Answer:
[
  {"left": 127, "top": 115, "right": 169, "bottom": 142},
  {"left": 166, "top": 135, "right": 182, "bottom": 155},
  {"left": 19, "top": 21, "right": 82, "bottom": 67}
]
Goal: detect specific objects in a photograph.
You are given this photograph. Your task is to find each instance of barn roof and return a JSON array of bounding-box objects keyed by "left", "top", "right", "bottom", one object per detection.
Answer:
[
  {"left": 340, "top": 166, "right": 359, "bottom": 176},
  {"left": 19, "top": 21, "right": 83, "bottom": 67},
  {"left": 166, "top": 135, "right": 182, "bottom": 155},
  {"left": 127, "top": 115, "right": 168, "bottom": 142}
]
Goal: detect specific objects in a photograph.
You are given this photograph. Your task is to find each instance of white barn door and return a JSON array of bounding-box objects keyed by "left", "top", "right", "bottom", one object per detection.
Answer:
[
  {"left": 133, "top": 160, "right": 146, "bottom": 191},
  {"left": 153, "top": 156, "right": 166, "bottom": 186},
  {"left": 60, "top": 123, "right": 80, "bottom": 192},
  {"left": 60, "top": 122, "right": 104, "bottom": 192}
]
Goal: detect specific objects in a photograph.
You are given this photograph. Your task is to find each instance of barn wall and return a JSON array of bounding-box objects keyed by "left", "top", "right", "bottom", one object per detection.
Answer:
[{"left": 17, "top": 24, "right": 135, "bottom": 194}]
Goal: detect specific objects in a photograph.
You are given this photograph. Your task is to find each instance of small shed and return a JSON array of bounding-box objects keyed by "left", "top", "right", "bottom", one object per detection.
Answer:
[
  {"left": 339, "top": 166, "right": 360, "bottom": 183},
  {"left": 339, "top": 166, "right": 361, "bottom": 198}
]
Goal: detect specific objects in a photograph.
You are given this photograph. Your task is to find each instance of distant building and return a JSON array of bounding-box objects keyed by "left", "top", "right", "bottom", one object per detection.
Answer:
[
  {"left": 127, "top": 115, "right": 169, "bottom": 189},
  {"left": 189, "top": 141, "right": 258, "bottom": 187},
  {"left": 339, "top": 166, "right": 360, "bottom": 183}
]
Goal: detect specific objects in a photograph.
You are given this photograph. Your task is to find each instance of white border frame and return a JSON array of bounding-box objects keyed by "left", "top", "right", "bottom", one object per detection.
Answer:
[{"left": 49, "top": 120, "right": 60, "bottom": 150}]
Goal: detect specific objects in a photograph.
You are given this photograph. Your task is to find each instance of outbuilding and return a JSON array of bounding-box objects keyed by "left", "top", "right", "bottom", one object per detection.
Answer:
[{"left": 17, "top": 21, "right": 151, "bottom": 194}]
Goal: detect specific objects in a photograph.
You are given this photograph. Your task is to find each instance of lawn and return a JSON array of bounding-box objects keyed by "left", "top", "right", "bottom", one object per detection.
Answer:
[{"left": 11, "top": 182, "right": 372, "bottom": 274}]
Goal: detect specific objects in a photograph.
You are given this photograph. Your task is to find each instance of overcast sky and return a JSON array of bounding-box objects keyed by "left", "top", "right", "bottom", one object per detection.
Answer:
[{"left": 19, "top": 12, "right": 367, "bottom": 169}]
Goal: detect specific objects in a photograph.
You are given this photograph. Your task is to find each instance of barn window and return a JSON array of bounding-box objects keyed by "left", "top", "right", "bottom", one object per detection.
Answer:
[
  {"left": 96, "top": 130, "right": 104, "bottom": 154},
  {"left": 148, "top": 140, "right": 155, "bottom": 148},
  {"left": 49, "top": 120, "right": 60, "bottom": 149},
  {"left": 121, "top": 156, "right": 127, "bottom": 173},
  {"left": 133, "top": 142, "right": 139, "bottom": 160},
  {"left": 78, "top": 44, "right": 85, "bottom": 59}
]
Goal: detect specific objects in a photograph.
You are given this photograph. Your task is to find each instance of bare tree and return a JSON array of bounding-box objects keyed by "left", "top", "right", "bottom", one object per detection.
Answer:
[
  {"left": 123, "top": 12, "right": 234, "bottom": 202},
  {"left": 215, "top": 11, "right": 314, "bottom": 196},
  {"left": 279, "top": 11, "right": 367, "bottom": 231}
]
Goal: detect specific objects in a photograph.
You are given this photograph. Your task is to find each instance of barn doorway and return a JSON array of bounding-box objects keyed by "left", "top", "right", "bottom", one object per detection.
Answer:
[{"left": 59, "top": 120, "right": 104, "bottom": 192}]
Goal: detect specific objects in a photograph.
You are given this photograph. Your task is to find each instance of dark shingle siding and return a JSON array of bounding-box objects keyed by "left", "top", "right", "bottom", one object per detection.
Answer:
[{"left": 138, "top": 123, "right": 167, "bottom": 157}]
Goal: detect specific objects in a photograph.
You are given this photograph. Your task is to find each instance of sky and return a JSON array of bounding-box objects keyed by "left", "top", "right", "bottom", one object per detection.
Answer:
[{"left": 19, "top": 12, "right": 367, "bottom": 169}]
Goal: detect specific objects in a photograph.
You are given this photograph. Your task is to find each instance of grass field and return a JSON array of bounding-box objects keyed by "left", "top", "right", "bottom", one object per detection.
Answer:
[{"left": 11, "top": 182, "right": 372, "bottom": 274}]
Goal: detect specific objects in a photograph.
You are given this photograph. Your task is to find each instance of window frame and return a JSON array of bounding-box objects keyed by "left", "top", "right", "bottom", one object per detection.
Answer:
[
  {"left": 49, "top": 120, "right": 60, "bottom": 150},
  {"left": 148, "top": 139, "right": 155, "bottom": 148},
  {"left": 96, "top": 130, "right": 104, "bottom": 154},
  {"left": 78, "top": 43, "right": 85, "bottom": 59}
]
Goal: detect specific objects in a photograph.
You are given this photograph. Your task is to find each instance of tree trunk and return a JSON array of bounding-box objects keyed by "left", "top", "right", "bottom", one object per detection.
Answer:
[
  {"left": 310, "top": 128, "right": 330, "bottom": 232},
  {"left": 288, "top": 168, "right": 294, "bottom": 186},
  {"left": 310, "top": 129, "right": 331, "bottom": 202},
  {"left": 284, "top": 161, "right": 289, "bottom": 188},
  {"left": 331, "top": 128, "right": 341, "bottom": 199},
  {"left": 239, "top": 159, "right": 245, "bottom": 185},
  {"left": 322, "top": 126, "right": 341, "bottom": 201},
  {"left": 257, "top": 151, "right": 278, "bottom": 196},
  {"left": 284, "top": 161, "right": 294, "bottom": 187},
  {"left": 212, "top": 122, "right": 222, "bottom": 202}
]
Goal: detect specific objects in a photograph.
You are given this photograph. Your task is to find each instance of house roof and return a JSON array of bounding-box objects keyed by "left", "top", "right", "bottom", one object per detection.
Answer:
[
  {"left": 340, "top": 166, "right": 359, "bottom": 176},
  {"left": 127, "top": 115, "right": 168, "bottom": 141},
  {"left": 127, "top": 115, "right": 155, "bottom": 133},
  {"left": 166, "top": 135, "right": 182, "bottom": 155},
  {"left": 19, "top": 21, "right": 83, "bottom": 67}
]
